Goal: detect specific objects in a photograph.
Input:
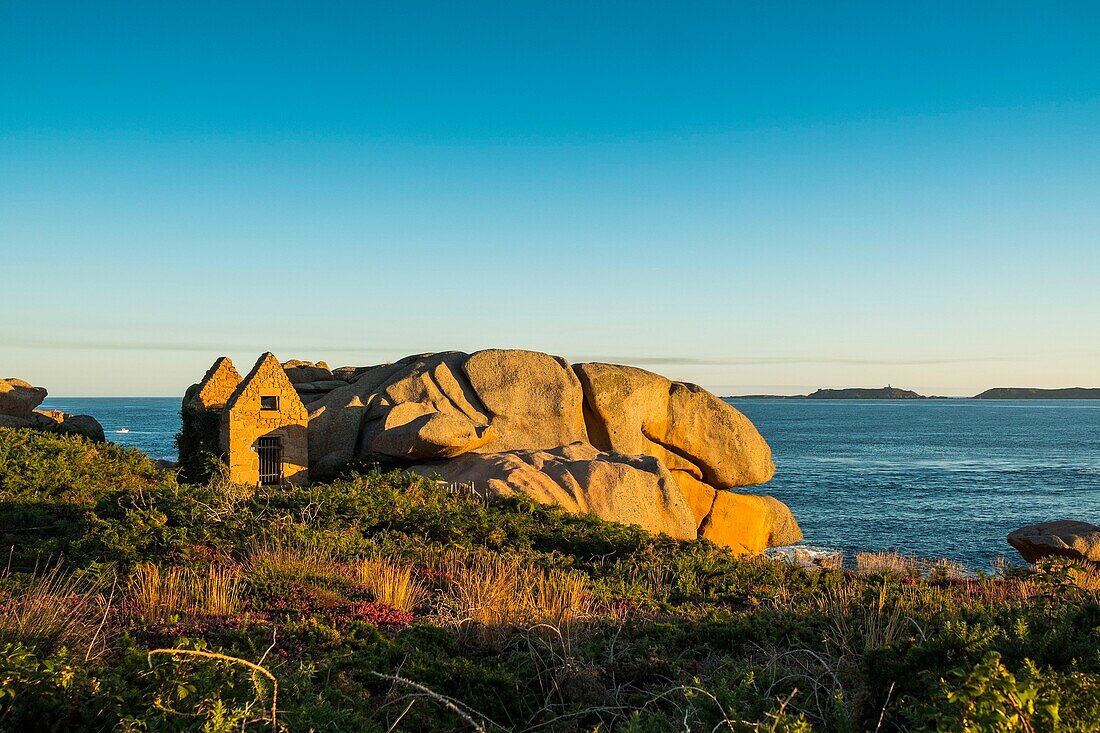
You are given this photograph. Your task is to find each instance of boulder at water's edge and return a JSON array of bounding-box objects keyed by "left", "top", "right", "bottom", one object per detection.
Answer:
[
  {"left": 1008, "top": 520, "right": 1100, "bottom": 563},
  {"left": 0, "top": 378, "right": 105, "bottom": 442}
]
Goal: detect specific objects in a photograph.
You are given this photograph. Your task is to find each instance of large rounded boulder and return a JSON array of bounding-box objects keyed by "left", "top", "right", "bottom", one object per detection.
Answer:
[
  {"left": 1008, "top": 520, "right": 1100, "bottom": 564},
  {"left": 574, "top": 362, "right": 775, "bottom": 490},
  {"left": 0, "top": 378, "right": 48, "bottom": 418},
  {"left": 304, "top": 349, "right": 798, "bottom": 553}
]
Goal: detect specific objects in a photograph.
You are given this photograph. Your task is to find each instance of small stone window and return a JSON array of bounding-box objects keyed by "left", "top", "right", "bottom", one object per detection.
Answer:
[{"left": 259, "top": 395, "right": 279, "bottom": 411}]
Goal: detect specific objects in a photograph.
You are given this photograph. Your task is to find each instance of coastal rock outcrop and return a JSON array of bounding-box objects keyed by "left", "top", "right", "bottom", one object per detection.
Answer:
[
  {"left": 0, "top": 378, "right": 105, "bottom": 442},
  {"left": 0, "top": 378, "right": 48, "bottom": 418},
  {"left": 1008, "top": 520, "right": 1100, "bottom": 564},
  {"left": 304, "top": 349, "right": 799, "bottom": 554},
  {"left": 575, "top": 362, "right": 775, "bottom": 491},
  {"left": 699, "top": 492, "right": 802, "bottom": 555},
  {"left": 410, "top": 442, "right": 698, "bottom": 540},
  {"left": 283, "top": 360, "right": 334, "bottom": 385}
]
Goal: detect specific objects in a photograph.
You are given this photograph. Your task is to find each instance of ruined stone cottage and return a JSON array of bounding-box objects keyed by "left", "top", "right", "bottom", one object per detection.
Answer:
[{"left": 181, "top": 353, "right": 308, "bottom": 486}]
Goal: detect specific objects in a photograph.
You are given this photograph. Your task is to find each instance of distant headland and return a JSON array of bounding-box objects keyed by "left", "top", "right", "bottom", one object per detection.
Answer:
[
  {"left": 727, "top": 386, "right": 937, "bottom": 399},
  {"left": 973, "top": 387, "right": 1100, "bottom": 399},
  {"left": 727, "top": 386, "right": 1100, "bottom": 399}
]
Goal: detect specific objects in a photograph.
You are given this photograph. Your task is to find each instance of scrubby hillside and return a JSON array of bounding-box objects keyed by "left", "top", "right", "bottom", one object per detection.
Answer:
[{"left": 1, "top": 427, "right": 1099, "bottom": 731}]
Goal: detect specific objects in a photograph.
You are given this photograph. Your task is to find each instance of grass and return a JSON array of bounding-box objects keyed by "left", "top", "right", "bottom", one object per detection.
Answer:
[
  {"left": 854, "top": 551, "right": 922, "bottom": 578},
  {"left": 431, "top": 550, "right": 597, "bottom": 639},
  {"left": 1070, "top": 563, "right": 1100, "bottom": 592},
  {"left": 128, "top": 563, "right": 242, "bottom": 623},
  {"left": 0, "top": 563, "right": 109, "bottom": 661},
  {"left": 530, "top": 568, "right": 595, "bottom": 630},
  {"left": 244, "top": 535, "right": 340, "bottom": 585},
  {"left": 354, "top": 558, "right": 427, "bottom": 613},
  {"left": 1, "top": 426, "right": 1099, "bottom": 732}
]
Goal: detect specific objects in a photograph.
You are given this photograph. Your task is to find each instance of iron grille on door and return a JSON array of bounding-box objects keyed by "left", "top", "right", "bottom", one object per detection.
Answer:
[{"left": 257, "top": 437, "right": 283, "bottom": 486}]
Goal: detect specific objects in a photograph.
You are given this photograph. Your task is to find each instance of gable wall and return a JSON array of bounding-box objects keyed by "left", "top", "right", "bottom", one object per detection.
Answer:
[
  {"left": 221, "top": 357, "right": 309, "bottom": 486},
  {"left": 190, "top": 357, "right": 243, "bottom": 410}
]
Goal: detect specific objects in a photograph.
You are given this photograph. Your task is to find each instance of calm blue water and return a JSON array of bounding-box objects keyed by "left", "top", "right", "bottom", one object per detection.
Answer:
[
  {"left": 728, "top": 399, "right": 1100, "bottom": 567},
  {"left": 41, "top": 397, "right": 181, "bottom": 462},
  {"left": 37, "top": 397, "right": 1100, "bottom": 567}
]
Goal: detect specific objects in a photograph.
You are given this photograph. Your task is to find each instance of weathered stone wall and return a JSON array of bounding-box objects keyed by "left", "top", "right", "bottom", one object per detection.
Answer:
[
  {"left": 222, "top": 353, "right": 309, "bottom": 486},
  {"left": 190, "top": 357, "right": 243, "bottom": 410},
  {"left": 177, "top": 357, "right": 243, "bottom": 484}
]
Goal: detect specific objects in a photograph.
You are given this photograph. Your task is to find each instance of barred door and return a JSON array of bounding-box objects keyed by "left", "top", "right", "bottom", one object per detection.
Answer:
[{"left": 257, "top": 437, "right": 283, "bottom": 486}]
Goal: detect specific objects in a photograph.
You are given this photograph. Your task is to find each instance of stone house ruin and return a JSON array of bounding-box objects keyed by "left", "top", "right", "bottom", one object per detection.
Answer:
[{"left": 181, "top": 353, "right": 309, "bottom": 486}]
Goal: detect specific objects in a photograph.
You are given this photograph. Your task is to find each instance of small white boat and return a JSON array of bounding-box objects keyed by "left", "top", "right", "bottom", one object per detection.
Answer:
[{"left": 115, "top": 428, "right": 130, "bottom": 434}]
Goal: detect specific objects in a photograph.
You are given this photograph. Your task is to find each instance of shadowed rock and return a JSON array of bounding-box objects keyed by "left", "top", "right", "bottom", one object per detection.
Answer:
[{"left": 1008, "top": 520, "right": 1100, "bottom": 564}]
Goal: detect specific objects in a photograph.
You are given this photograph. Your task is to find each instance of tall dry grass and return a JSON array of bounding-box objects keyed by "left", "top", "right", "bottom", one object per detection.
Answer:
[
  {"left": 129, "top": 564, "right": 185, "bottom": 624},
  {"left": 129, "top": 563, "right": 241, "bottom": 623},
  {"left": 1069, "top": 564, "right": 1100, "bottom": 592},
  {"left": 816, "top": 582, "right": 908, "bottom": 652},
  {"left": 245, "top": 536, "right": 339, "bottom": 584},
  {"left": 950, "top": 576, "right": 1040, "bottom": 607},
  {"left": 531, "top": 570, "right": 595, "bottom": 630},
  {"left": 0, "top": 564, "right": 109, "bottom": 660},
  {"left": 197, "top": 564, "right": 243, "bottom": 615},
  {"left": 925, "top": 557, "right": 971, "bottom": 581},
  {"left": 855, "top": 552, "right": 974, "bottom": 582},
  {"left": 354, "top": 559, "right": 427, "bottom": 613},
  {"left": 854, "top": 552, "right": 922, "bottom": 579},
  {"left": 432, "top": 551, "right": 596, "bottom": 638}
]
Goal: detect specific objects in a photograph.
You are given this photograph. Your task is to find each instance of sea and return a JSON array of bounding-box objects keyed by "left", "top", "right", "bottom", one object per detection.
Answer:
[{"left": 39, "top": 396, "right": 1100, "bottom": 569}]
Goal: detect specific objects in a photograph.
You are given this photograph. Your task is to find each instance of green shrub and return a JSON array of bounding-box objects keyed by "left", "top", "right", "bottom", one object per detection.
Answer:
[
  {"left": 0, "top": 428, "right": 1099, "bottom": 731},
  {"left": 175, "top": 399, "right": 225, "bottom": 485}
]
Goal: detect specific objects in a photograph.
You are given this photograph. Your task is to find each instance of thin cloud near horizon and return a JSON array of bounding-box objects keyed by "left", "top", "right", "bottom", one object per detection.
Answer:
[{"left": 6, "top": 335, "right": 1067, "bottom": 369}]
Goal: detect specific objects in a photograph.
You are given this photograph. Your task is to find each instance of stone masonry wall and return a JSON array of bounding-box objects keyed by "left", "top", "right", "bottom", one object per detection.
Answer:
[
  {"left": 221, "top": 354, "right": 309, "bottom": 486},
  {"left": 192, "top": 357, "right": 243, "bottom": 409}
]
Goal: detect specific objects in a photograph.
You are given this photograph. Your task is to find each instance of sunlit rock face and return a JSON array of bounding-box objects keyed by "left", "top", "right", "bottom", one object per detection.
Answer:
[
  {"left": 1008, "top": 520, "right": 1100, "bottom": 564},
  {"left": 300, "top": 349, "right": 798, "bottom": 554},
  {"left": 0, "top": 378, "right": 48, "bottom": 418},
  {"left": 0, "top": 377, "right": 104, "bottom": 442}
]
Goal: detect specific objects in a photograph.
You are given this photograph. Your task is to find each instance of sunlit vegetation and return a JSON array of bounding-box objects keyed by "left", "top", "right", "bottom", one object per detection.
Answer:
[{"left": 0, "top": 426, "right": 1098, "bottom": 731}]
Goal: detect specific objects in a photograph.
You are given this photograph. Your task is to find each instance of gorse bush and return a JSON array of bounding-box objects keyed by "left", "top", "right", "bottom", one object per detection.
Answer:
[{"left": 0, "top": 426, "right": 1098, "bottom": 731}]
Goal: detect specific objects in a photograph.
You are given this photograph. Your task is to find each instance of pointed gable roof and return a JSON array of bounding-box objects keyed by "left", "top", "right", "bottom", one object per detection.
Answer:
[
  {"left": 188, "top": 356, "right": 243, "bottom": 409},
  {"left": 225, "top": 352, "right": 307, "bottom": 418}
]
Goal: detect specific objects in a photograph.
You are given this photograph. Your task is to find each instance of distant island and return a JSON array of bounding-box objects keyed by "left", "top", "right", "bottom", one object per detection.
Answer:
[
  {"left": 727, "top": 386, "right": 935, "bottom": 399},
  {"left": 727, "top": 385, "right": 1100, "bottom": 400},
  {"left": 974, "top": 387, "right": 1100, "bottom": 399},
  {"left": 805, "top": 387, "right": 928, "bottom": 399}
]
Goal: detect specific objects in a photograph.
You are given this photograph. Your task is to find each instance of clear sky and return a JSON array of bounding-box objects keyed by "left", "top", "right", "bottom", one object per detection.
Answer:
[{"left": 2, "top": 2, "right": 1099, "bottom": 396}]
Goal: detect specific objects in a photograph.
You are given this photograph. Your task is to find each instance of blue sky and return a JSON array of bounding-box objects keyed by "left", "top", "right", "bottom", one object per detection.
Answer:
[{"left": 2, "top": 1, "right": 1099, "bottom": 396}]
